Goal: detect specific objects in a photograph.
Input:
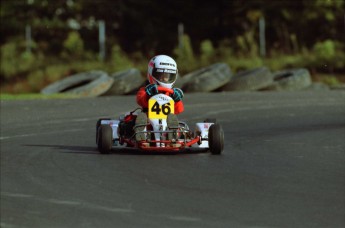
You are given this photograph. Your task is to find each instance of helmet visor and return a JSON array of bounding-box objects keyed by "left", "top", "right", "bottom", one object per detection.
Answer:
[{"left": 152, "top": 68, "right": 177, "bottom": 84}]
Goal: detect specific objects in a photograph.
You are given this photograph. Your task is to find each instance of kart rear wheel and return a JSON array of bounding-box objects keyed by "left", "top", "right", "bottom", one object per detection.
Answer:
[
  {"left": 98, "top": 125, "right": 113, "bottom": 154},
  {"left": 208, "top": 124, "right": 224, "bottom": 155}
]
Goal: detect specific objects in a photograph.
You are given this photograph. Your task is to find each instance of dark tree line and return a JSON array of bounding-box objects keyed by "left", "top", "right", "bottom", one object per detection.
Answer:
[{"left": 0, "top": 0, "right": 344, "bottom": 57}]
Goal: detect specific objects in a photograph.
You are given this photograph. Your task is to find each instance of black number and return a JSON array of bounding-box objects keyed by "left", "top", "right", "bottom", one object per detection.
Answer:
[
  {"left": 151, "top": 102, "right": 171, "bottom": 116},
  {"left": 151, "top": 101, "right": 160, "bottom": 114},
  {"left": 162, "top": 103, "right": 171, "bottom": 115}
]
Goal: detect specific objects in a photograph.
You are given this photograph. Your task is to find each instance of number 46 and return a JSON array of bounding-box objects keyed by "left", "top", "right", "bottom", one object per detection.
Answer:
[{"left": 151, "top": 102, "right": 171, "bottom": 115}]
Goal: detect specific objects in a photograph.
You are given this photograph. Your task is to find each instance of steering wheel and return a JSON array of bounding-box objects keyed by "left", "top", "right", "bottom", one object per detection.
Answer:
[{"left": 157, "top": 86, "right": 174, "bottom": 95}]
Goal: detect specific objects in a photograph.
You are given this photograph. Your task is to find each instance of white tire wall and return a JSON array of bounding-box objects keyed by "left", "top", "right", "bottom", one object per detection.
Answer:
[
  {"left": 103, "top": 68, "right": 145, "bottom": 95},
  {"left": 306, "top": 82, "right": 330, "bottom": 91},
  {"left": 221, "top": 67, "right": 273, "bottom": 91},
  {"left": 265, "top": 68, "right": 312, "bottom": 91},
  {"left": 177, "top": 63, "right": 232, "bottom": 93},
  {"left": 41, "top": 70, "right": 114, "bottom": 97}
]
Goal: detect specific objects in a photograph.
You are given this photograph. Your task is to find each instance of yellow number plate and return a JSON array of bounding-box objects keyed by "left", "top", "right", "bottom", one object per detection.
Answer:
[{"left": 148, "top": 99, "right": 174, "bottom": 119}]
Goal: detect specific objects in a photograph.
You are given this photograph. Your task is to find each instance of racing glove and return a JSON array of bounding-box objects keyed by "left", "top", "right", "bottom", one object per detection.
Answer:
[
  {"left": 145, "top": 84, "right": 158, "bottom": 96},
  {"left": 172, "top": 88, "right": 184, "bottom": 102}
]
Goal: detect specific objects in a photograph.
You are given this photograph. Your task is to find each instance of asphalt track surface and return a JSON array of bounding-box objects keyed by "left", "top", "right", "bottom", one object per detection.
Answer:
[{"left": 1, "top": 91, "right": 345, "bottom": 228}]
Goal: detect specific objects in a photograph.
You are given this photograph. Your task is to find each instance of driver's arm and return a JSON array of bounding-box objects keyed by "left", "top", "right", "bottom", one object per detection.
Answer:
[
  {"left": 136, "top": 87, "right": 149, "bottom": 108},
  {"left": 174, "top": 101, "right": 184, "bottom": 114}
]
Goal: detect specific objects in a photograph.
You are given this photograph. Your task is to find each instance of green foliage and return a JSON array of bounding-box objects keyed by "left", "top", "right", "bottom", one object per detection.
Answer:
[
  {"left": 1, "top": 42, "right": 18, "bottom": 78},
  {"left": 200, "top": 40, "right": 215, "bottom": 65},
  {"left": 21, "top": 52, "right": 37, "bottom": 68},
  {"left": 264, "top": 54, "right": 305, "bottom": 71},
  {"left": 62, "top": 31, "right": 84, "bottom": 58},
  {"left": 173, "top": 35, "right": 197, "bottom": 74},
  {"left": 246, "top": 10, "right": 262, "bottom": 23},
  {"left": 45, "top": 65, "right": 71, "bottom": 82},
  {"left": 235, "top": 28, "right": 258, "bottom": 58},
  {"left": 27, "top": 69, "right": 45, "bottom": 92},
  {"left": 224, "top": 56, "right": 263, "bottom": 73},
  {"left": 2, "top": 0, "right": 345, "bottom": 93},
  {"left": 2, "top": 0, "right": 345, "bottom": 59},
  {"left": 217, "top": 39, "right": 234, "bottom": 59},
  {"left": 313, "top": 40, "right": 336, "bottom": 60},
  {"left": 129, "top": 51, "right": 147, "bottom": 73},
  {"left": 21, "top": 64, "right": 71, "bottom": 93},
  {"left": 0, "top": 40, "right": 41, "bottom": 80},
  {"left": 321, "top": 76, "right": 341, "bottom": 86},
  {"left": 111, "top": 45, "right": 134, "bottom": 72},
  {"left": 11, "top": 81, "right": 31, "bottom": 94},
  {"left": 311, "top": 40, "right": 345, "bottom": 71},
  {"left": 308, "top": 0, "right": 344, "bottom": 21},
  {"left": 69, "top": 61, "right": 105, "bottom": 72}
]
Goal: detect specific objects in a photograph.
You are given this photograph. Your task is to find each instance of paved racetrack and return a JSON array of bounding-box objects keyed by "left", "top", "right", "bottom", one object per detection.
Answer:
[{"left": 1, "top": 91, "right": 345, "bottom": 228}]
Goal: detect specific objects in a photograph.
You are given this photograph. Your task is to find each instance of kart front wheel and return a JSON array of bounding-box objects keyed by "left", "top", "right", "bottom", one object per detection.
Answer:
[
  {"left": 208, "top": 123, "right": 224, "bottom": 155},
  {"left": 204, "top": 118, "right": 217, "bottom": 123},
  {"left": 96, "top": 118, "right": 110, "bottom": 144},
  {"left": 97, "top": 125, "right": 113, "bottom": 154}
]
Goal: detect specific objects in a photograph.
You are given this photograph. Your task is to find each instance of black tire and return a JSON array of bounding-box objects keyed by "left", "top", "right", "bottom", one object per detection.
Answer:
[
  {"left": 264, "top": 68, "right": 312, "bottom": 91},
  {"left": 97, "top": 125, "right": 113, "bottom": 154},
  {"left": 96, "top": 118, "right": 111, "bottom": 144},
  {"left": 103, "top": 68, "right": 145, "bottom": 95},
  {"left": 41, "top": 70, "right": 114, "bottom": 97},
  {"left": 208, "top": 124, "right": 224, "bottom": 155},
  {"left": 221, "top": 67, "right": 273, "bottom": 91},
  {"left": 176, "top": 63, "right": 232, "bottom": 93}
]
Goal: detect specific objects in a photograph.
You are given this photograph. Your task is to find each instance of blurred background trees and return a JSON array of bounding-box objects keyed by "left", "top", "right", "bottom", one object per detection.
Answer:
[{"left": 1, "top": 0, "right": 344, "bottom": 93}]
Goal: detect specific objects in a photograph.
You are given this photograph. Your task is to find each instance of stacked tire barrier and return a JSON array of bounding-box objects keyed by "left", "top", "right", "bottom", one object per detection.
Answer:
[
  {"left": 263, "top": 68, "right": 312, "bottom": 91},
  {"left": 176, "top": 63, "right": 233, "bottom": 93},
  {"left": 178, "top": 65, "right": 323, "bottom": 93},
  {"left": 221, "top": 67, "right": 273, "bottom": 91},
  {"left": 41, "top": 70, "right": 114, "bottom": 97},
  {"left": 103, "top": 68, "right": 145, "bottom": 95},
  {"left": 41, "top": 69, "right": 145, "bottom": 97},
  {"left": 41, "top": 64, "right": 340, "bottom": 97}
]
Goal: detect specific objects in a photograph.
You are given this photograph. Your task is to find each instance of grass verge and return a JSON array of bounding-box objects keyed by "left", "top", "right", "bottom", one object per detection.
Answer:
[{"left": 0, "top": 93, "right": 82, "bottom": 100}]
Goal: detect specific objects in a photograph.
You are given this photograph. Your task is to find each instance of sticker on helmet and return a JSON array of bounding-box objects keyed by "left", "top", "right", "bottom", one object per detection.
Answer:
[{"left": 159, "top": 62, "right": 176, "bottom": 67}]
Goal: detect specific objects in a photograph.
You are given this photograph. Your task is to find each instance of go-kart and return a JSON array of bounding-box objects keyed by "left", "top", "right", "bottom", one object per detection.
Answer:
[{"left": 96, "top": 87, "right": 224, "bottom": 154}]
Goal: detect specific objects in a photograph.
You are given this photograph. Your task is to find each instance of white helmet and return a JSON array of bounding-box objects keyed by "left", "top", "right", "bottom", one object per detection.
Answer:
[{"left": 147, "top": 55, "right": 178, "bottom": 89}]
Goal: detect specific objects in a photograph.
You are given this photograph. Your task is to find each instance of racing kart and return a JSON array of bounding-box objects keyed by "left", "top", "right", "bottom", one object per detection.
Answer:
[{"left": 96, "top": 87, "right": 224, "bottom": 155}]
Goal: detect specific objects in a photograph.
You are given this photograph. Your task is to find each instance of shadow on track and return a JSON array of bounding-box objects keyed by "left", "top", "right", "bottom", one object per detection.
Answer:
[
  {"left": 23, "top": 144, "right": 98, "bottom": 154},
  {"left": 23, "top": 144, "right": 209, "bottom": 156}
]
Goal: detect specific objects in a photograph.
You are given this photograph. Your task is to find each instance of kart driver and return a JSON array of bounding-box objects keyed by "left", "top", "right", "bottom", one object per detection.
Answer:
[
  {"left": 120, "top": 55, "right": 185, "bottom": 141},
  {"left": 137, "top": 54, "right": 184, "bottom": 114}
]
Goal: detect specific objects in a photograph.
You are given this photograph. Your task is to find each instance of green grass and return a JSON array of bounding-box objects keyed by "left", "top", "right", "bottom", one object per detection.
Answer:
[{"left": 0, "top": 93, "right": 82, "bottom": 100}]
